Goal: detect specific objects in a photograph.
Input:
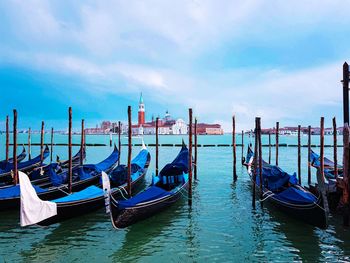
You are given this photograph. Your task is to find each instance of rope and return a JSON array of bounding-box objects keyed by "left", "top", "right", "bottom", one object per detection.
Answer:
[{"left": 57, "top": 186, "right": 70, "bottom": 196}]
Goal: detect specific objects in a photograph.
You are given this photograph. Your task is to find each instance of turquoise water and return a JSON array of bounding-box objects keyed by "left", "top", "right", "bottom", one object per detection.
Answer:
[{"left": 0, "top": 134, "right": 349, "bottom": 262}]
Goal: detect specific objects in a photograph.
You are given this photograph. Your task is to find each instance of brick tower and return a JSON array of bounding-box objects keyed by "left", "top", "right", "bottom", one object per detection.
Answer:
[{"left": 138, "top": 92, "right": 145, "bottom": 125}]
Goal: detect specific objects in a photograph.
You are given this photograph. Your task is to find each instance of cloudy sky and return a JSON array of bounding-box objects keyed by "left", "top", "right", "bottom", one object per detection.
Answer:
[{"left": 0, "top": 0, "right": 349, "bottom": 131}]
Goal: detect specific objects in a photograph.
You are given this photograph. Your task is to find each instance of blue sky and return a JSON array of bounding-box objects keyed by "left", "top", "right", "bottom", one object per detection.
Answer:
[{"left": 0, "top": 0, "right": 350, "bottom": 131}]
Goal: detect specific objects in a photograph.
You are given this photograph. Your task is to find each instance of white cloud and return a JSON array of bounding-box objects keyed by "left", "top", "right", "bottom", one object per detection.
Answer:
[{"left": 0, "top": 0, "right": 349, "bottom": 131}]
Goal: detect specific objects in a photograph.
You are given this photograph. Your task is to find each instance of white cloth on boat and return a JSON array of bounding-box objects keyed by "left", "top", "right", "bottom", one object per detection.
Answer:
[
  {"left": 102, "top": 171, "right": 111, "bottom": 214},
  {"left": 19, "top": 171, "right": 57, "bottom": 227}
]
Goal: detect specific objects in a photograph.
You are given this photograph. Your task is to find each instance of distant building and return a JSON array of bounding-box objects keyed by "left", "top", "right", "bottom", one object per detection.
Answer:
[
  {"left": 194, "top": 123, "right": 223, "bottom": 135},
  {"left": 131, "top": 94, "right": 187, "bottom": 135}
]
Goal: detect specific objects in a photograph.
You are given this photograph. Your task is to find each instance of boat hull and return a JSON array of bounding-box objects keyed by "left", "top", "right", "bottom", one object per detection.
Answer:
[
  {"left": 38, "top": 169, "right": 147, "bottom": 226},
  {"left": 110, "top": 181, "right": 189, "bottom": 229}
]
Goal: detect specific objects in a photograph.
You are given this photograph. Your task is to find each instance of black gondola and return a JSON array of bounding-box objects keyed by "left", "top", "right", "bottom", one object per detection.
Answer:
[
  {"left": 0, "top": 145, "right": 118, "bottom": 211},
  {"left": 109, "top": 143, "right": 189, "bottom": 229},
  {"left": 0, "top": 145, "right": 49, "bottom": 184},
  {"left": 20, "top": 145, "right": 150, "bottom": 226},
  {"left": 0, "top": 147, "right": 26, "bottom": 170},
  {"left": 244, "top": 146, "right": 328, "bottom": 229}
]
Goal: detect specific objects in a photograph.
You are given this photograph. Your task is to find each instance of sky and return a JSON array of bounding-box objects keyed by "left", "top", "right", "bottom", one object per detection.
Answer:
[{"left": 0, "top": 0, "right": 350, "bottom": 132}]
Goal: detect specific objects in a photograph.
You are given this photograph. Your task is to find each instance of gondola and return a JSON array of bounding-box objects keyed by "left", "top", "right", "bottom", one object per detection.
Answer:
[
  {"left": 244, "top": 146, "right": 327, "bottom": 229},
  {"left": 0, "top": 147, "right": 26, "bottom": 170},
  {"left": 0, "top": 145, "right": 119, "bottom": 211},
  {"left": 27, "top": 147, "right": 86, "bottom": 186},
  {"left": 0, "top": 145, "right": 49, "bottom": 184},
  {"left": 109, "top": 143, "right": 189, "bottom": 229},
  {"left": 20, "top": 145, "right": 150, "bottom": 226},
  {"left": 310, "top": 150, "right": 342, "bottom": 211}
]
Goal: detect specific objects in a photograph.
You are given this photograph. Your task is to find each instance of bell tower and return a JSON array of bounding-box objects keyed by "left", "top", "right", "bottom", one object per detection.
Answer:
[{"left": 138, "top": 92, "right": 145, "bottom": 125}]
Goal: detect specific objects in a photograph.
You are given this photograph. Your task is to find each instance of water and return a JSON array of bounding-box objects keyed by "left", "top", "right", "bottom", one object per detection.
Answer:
[{"left": 0, "top": 134, "right": 349, "bottom": 262}]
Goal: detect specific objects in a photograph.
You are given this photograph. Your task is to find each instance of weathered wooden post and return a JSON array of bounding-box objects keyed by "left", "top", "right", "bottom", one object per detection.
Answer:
[
  {"left": 80, "top": 119, "right": 85, "bottom": 166},
  {"left": 298, "top": 125, "right": 301, "bottom": 185},
  {"left": 232, "top": 115, "right": 237, "bottom": 181},
  {"left": 50, "top": 127, "right": 54, "bottom": 163},
  {"left": 342, "top": 123, "right": 350, "bottom": 226},
  {"left": 343, "top": 62, "right": 349, "bottom": 125},
  {"left": 268, "top": 132, "right": 271, "bottom": 164},
  {"left": 5, "top": 115, "right": 9, "bottom": 162},
  {"left": 109, "top": 132, "right": 112, "bottom": 147},
  {"left": 307, "top": 125, "right": 311, "bottom": 185},
  {"left": 194, "top": 117, "right": 198, "bottom": 180},
  {"left": 188, "top": 108, "right": 193, "bottom": 206},
  {"left": 118, "top": 121, "right": 121, "bottom": 165},
  {"left": 241, "top": 130, "right": 244, "bottom": 165},
  {"left": 257, "top": 118, "right": 263, "bottom": 201},
  {"left": 319, "top": 117, "right": 330, "bottom": 221},
  {"left": 68, "top": 107, "right": 72, "bottom": 194},
  {"left": 28, "top": 127, "right": 31, "bottom": 160},
  {"left": 127, "top": 106, "right": 132, "bottom": 196},
  {"left": 276, "top": 122, "right": 279, "bottom": 166},
  {"left": 155, "top": 117, "right": 159, "bottom": 176},
  {"left": 40, "top": 121, "right": 44, "bottom": 162},
  {"left": 13, "top": 110, "right": 18, "bottom": 185},
  {"left": 333, "top": 117, "right": 338, "bottom": 179},
  {"left": 252, "top": 117, "right": 258, "bottom": 209}
]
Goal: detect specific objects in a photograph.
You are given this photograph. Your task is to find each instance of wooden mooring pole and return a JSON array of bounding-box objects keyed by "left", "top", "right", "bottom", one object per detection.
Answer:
[
  {"left": 333, "top": 117, "right": 338, "bottom": 179},
  {"left": 109, "top": 132, "right": 112, "bottom": 147},
  {"left": 257, "top": 118, "right": 263, "bottom": 202},
  {"left": 298, "top": 125, "right": 301, "bottom": 185},
  {"left": 276, "top": 122, "right": 279, "bottom": 166},
  {"left": 5, "top": 115, "right": 9, "bottom": 162},
  {"left": 40, "top": 121, "right": 44, "bottom": 162},
  {"left": 252, "top": 117, "right": 258, "bottom": 209},
  {"left": 127, "top": 106, "right": 132, "bottom": 196},
  {"left": 232, "top": 115, "right": 237, "bottom": 181},
  {"left": 50, "top": 127, "right": 54, "bottom": 163},
  {"left": 68, "top": 107, "right": 72, "bottom": 194},
  {"left": 13, "top": 110, "right": 18, "bottom": 185},
  {"left": 319, "top": 117, "right": 329, "bottom": 221},
  {"left": 80, "top": 119, "right": 85, "bottom": 166},
  {"left": 268, "top": 132, "right": 271, "bottom": 164},
  {"left": 194, "top": 117, "right": 198, "bottom": 180},
  {"left": 342, "top": 123, "right": 350, "bottom": 226},
  {"left": 155, "top": 117, "right": 159, "bottom": 176},
  {"left": 118, "top": 121, "right": 121, "bottom": 165},
  {"left": 28, "top": 127, "right": 31, "bottom": 160},
  {"left": 343, "top": 62, "right": 349, "bottom": 124},
  {"left": 241, "top": 130, "right": 244, "bottom": 165},
  {"left": 188, "top": 108, "right": 193, "bottom": 206},
  {"left": 308, "top": 125, "right": 311, "bottom": 185}
]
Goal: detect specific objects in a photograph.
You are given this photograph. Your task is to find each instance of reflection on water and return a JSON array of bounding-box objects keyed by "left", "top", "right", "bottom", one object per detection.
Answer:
[{"left": 0, "top": 135, "right": 349, "bottom": 262}]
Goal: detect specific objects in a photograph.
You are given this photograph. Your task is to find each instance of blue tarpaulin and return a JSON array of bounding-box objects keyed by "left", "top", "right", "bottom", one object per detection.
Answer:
[
  {"left": 53, "top": 185, "right": 103, "bottom": 203},
  {"left": 0, "top": 184, "right": 47, "bottom": 199}
]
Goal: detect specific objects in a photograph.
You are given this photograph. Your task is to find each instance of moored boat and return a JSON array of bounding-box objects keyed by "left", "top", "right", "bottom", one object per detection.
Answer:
[
  {"left": 0, "top": 145, "right": 118, "bottom": 211},
  {"left": 109, "top": 143, "right": 189, "bottom": 229},
  {"left": 244, "top": 146, "right": 328, "bottom": 229},
  {"left": 19, "top": 144, "right": 150, "bottom": 226}
]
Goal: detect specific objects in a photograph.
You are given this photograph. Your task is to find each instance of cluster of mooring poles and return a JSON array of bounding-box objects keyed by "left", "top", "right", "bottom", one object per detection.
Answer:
[
  {"left": 7, "top": 107, "right": 86, "bottom": 191},
  {"left": 230, "top": 62, "right": 350, "bottom": 226}
]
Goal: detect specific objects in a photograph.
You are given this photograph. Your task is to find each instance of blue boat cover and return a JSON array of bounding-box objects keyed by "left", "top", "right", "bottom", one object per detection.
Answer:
[
  {"left": 0, "top": 148, "right": 26, "bottom": 170},
  {"left": 159, "top": 145, "right": 188, "bottom": 176},
  {"left": 117, "top": 186, "right": 171, "bottom": 209},
  {"left": 109, "top": 148, "right": 150, "bottom": 186},
  {"left": 94, "top": 146, "right": 119, "bottom": 171},
  {"left": 0, "top": 184, "right": 47, "bottom": 199},
  {"left": 0, "top": 146, "right": 49, "bottom": 174},
  {"left": 310, "top": 150, "right": 339, "bottom": 169},
  {"left": 276, "top": 187, "right": 317, "bottom": 204},
  {"left": 255, "top": 164, "right": 298, "bottom": 191},
  {"left": 52, "top": 185, "right": 103, "bottom": 203}
]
